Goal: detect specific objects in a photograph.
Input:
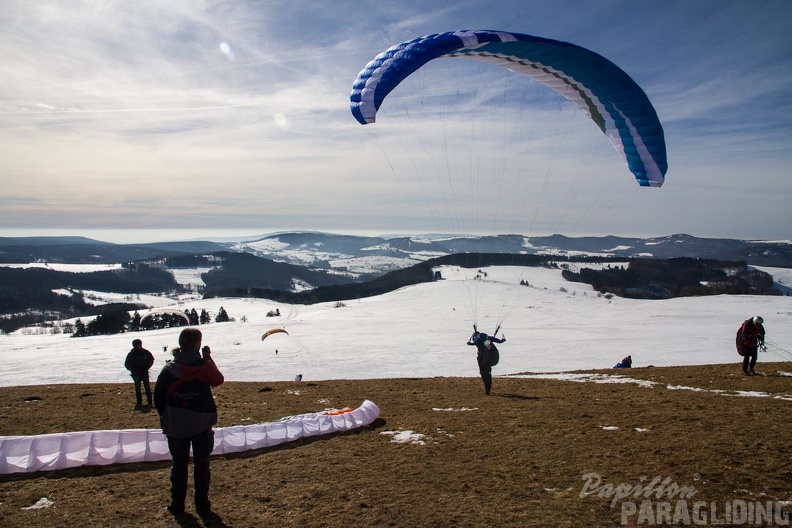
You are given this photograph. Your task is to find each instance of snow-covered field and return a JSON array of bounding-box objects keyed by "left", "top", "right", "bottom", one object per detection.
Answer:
[{"left": 1, "top": 265, "right": 790, "bottom": 387}]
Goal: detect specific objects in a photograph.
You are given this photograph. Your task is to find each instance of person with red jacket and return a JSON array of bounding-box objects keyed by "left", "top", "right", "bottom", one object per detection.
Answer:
[
  {"left": 154, "top": 328, "right": 224, "bottom": 516},
  {"left": 736, "top": 316, "right": 766, "bottom": 376}
]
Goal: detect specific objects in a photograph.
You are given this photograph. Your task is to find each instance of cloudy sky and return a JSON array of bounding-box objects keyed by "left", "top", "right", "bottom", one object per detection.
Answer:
[{"left": 1, "top": 0, "right": 790, "bottom": 243}]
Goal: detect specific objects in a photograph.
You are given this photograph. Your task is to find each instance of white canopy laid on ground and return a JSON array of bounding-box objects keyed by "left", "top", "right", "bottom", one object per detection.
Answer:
[{"left": 0, "top": 400, "right": 380, "bottom": 474}]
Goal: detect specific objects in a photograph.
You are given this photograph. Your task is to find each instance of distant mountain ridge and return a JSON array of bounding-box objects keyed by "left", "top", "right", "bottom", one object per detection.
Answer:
[
  {"left": 234, "top": 232, "right": 792, "bottom": 271},
  {"left": 2, "top": 232, "right": 788, "bottom": 335},
  {"left": 1, "top": 232, "right": 790, "bottom": 270}
]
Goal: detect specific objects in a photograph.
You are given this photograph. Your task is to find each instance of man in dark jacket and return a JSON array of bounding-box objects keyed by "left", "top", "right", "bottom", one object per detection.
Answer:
[
  {"left": 467, "top": 330, "right": 505, "bottom": 395},
  {"left": 124, "top": 339, "right": 155, "bottom": 408},
  {"left": 154, "top": 328, "right": 224, "bottom": 516},
  {"left": 737, "top": 316, "right": 766, "bottom": 376}
]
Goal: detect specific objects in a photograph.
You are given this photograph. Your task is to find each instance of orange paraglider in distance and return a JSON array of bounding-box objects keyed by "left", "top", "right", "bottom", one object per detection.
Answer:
[{"left": 261, "top": 328, "right": 289, "bottom": 341}]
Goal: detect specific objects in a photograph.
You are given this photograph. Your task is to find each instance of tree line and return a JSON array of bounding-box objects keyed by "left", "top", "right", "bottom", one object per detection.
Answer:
[
  {"left": 69, "top": 306, "right": 231, "bottom": 338},
  {"left": 0, "top": 264, "right": 181, "bottom": 334},
  {"left": 560, "top": 258, "right": 778, "bottom": 299}
]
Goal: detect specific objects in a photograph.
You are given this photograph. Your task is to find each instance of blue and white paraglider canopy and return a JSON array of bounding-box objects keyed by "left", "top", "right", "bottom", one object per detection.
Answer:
[{"left": 350, "top": 30, "right": 667, "bottom": 187}]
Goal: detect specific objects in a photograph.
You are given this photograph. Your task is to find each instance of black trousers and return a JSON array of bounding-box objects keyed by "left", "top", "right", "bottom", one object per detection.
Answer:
[
  {"left": 167, "top": 429, "right": 215, "bottom": 505},
  {"left": 478, "top": 361, "right": 492, "bottom": 394},
  {"left": 132, "top": 374, "right": 152, "bottom": 404},
  {"left": 742, "top": 348, "right": 758, "bottom": 373}
]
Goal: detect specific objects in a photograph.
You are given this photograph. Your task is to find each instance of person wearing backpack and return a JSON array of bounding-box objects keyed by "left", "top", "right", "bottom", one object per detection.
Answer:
[
  {"left": 467, "top": 330, "right": 505, "bottom": 395},
  {"left": 154, "top": 328, "right": 224, "bottom": 516},
  {"left": 124, "top": 339, "right": 155, "bottom": 408},
  {"left": 614, "top": 355, "right": 632, "bottom": 368},
  {"left": 736, "top": 316, "right": 766, "bottom": 376}
]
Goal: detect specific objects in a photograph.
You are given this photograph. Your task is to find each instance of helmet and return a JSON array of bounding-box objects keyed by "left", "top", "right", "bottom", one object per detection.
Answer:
[{"left": 752, "top": 316, "right": 764, "bottom": 324}]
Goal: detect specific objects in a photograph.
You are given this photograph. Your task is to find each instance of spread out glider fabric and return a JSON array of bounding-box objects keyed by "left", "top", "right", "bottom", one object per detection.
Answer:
[
  {"left": 0, "top": 400, "right": 380, "bottom": 474},
  {"left": 141, "top": 307, "right": 190, "bottom": 324},
  {"left": 350, "top": 30, "right": 667, "bottom": 187}
]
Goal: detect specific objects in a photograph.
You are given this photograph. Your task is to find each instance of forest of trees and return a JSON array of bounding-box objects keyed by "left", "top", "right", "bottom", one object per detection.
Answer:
[
  {"left": 560, "top": 258, "right": 778, "bottom": 299},
  {"left": 69, "top": 306, "right": 232, "bottom": 338},
  {"left": 0, "top": 264, "right": 182, "bottom": 334}
]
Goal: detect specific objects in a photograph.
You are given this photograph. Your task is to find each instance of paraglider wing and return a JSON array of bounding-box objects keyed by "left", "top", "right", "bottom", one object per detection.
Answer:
[
  {"left": 0, "top": 400, "right": 381, "bottom": 474},
  {"left": 261, "top": 328, "right": 289, "bottom": 341},
  {"left": 140, "top": 307, "right": 190, "bottom": 324},
  {"left": 350, "top": 30, "right": 667, "bottom": 187}
]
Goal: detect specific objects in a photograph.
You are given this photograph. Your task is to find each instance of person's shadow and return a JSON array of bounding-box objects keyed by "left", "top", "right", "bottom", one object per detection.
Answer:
[
  {"left": 492, "top": 392, "right": 540, "bottom": 401},
  {"left": 174, "top": 510, "right": 229, "bottom": 527}
]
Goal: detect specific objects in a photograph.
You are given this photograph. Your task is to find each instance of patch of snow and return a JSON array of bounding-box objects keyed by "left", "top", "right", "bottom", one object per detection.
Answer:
[
  {"left": 169, "top": 267, "right": 212, "bottom": 288},
  {"left": 514, "top": 373, "right": 658, "bottom": 389},
  {"left": 51, "top": 289, "right": 179, "bottom": 307},
  {"left": 512, "top": 374, "right": 789, "bottom": 401},
  {"left": 667, "top": 385, "right": 708, "bottom": 392},
  {"left": 732, "top": 391, "right": 770, "bottom": 398},
  {"left": 246, "top": 238, "right": 290, "bottom": 251},
  {"left": 291, "top": 278, "right": 313, "bottom": 292},
  {"left": 0, "top": 263, "right": 123, "bottom": 273},
  {"left": 21, "top": 497, "right": 54, "bottom": 510},
  {"left": 381, "top": 430, "right": 426, "bottom": 445}
]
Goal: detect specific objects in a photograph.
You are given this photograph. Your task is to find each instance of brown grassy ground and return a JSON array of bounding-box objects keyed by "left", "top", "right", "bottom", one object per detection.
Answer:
[{"left": 1, "top": 363, "right": 791, "bottom": 527}]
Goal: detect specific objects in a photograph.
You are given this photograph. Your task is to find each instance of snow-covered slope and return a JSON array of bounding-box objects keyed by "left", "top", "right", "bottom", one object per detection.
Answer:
[{"left": 1, "top": 265, "right": 790, "bottom": 387}]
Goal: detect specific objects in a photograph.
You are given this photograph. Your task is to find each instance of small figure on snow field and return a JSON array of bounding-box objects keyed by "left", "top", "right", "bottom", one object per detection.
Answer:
[
  {"left": 736, "top": 316, "right": 765, "bottom": 376},
  {"left": 124, "top": 339, "right": 154, "bottom": 409},
  {"left": 467, "top": 329, "right": 505, "bottom": 395},
  {"left": 154, "top": 328, "right": 224, "bottom": 516}
]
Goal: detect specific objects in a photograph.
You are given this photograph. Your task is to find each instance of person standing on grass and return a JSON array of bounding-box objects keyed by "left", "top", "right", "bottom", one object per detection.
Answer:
[
  {"left": 154, "top": 328, "right": 224, "bottom": 516},
  {"left": 736, "top": 316, "right": 765, "bottom": 376},
  {"left": 124, "top": 339, "right": 154, "bottom": 409},
  {"left": 467, "top": 330, "right": 505, "bottom": 395}
]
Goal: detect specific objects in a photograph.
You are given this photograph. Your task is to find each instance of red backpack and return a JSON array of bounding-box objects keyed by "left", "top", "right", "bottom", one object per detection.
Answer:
[{"left": 735, "top": 320, "right": 748, "bottom": 355}]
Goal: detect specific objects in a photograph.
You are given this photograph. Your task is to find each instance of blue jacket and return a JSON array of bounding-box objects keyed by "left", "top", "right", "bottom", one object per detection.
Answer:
[
  {"left": 468, "top": 332, "right": 505, "bottom": 347},
  {"left": 467, "top": 332, "right": 505, "bottom": 367}
]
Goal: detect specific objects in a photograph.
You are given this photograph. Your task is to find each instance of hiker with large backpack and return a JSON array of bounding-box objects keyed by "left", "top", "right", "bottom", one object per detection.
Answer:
[
  {"left": 467, "top": 329, "right": 505, "bottom": 395},
  {"left": 736, "top": 316, "right": 766, "bottom": 376}
]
